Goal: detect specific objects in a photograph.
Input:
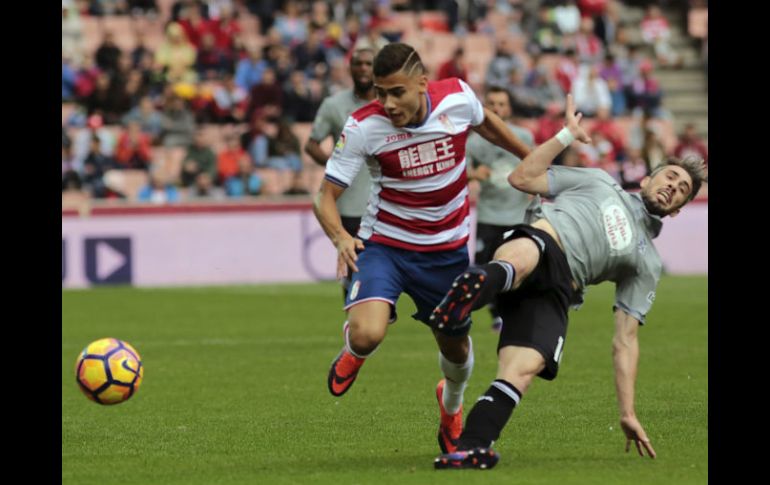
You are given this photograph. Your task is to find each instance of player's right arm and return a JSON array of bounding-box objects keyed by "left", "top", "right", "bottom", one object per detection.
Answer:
[
  {"left": 312, "top": 117, "right": 367, "bottom": 274},
  {"left": 508, "top": 94, "right": 591, "bottom": 195},
  {"left": 612, "top": 309, "right": 657, "bottom": 459},
  {"left": 611, "top": 266, "right": 661, "bottom": 459},
  {"left": 313, "top": 180, "right": 363, "bottom": 275}
]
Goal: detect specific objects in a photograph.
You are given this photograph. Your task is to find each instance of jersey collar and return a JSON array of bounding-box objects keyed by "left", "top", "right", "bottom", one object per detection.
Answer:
[
  {"left": 405, "top": 92, "right": 432, "bottom": 129},
  {"left": 628, "top": 192, "right": 663, "bottom": 238}
]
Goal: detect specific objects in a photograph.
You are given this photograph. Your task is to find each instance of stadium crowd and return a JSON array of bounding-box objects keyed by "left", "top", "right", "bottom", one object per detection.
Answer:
[{"left": 61, "top": 0, "right": 707, "bottom": 204}]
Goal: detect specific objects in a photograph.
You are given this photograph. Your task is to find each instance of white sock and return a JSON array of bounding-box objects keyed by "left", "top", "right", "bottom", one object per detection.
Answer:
[{"left": 439, "top": 336, "right": 474, "bottom": 414}]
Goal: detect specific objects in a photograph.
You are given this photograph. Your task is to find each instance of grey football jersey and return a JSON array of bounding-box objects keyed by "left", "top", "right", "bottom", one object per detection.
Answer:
[
  {"left": 310, "top": 89, "right": 371, "bottom": 217},
  {"left": 466, "top": 123, "right": 534, "bottom": 226},
  {"left": 526, "top": 166, "right": 664, "bottom": 323}
]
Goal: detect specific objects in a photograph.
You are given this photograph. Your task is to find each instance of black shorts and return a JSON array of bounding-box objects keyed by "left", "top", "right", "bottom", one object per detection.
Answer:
[
  {"left": 495, "top": 225, "right": 577, "bottom": 381},
  {"left": 474, "top": 223, "right": 515, "bottom": 265}
]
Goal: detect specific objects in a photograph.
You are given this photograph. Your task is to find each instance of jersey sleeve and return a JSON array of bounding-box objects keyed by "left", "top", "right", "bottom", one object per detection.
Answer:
[
  {"left": 458, "top": 79, "right": 485, "bottom": 127},
  {"left": 324, "top": 116, "right": 367, "bottom": 188},
  {"left": 545, "top": 166, "right": 611, "bottom": 198},
  {"left": 613, "top": 264, "right": 662, "bottom": 324}
]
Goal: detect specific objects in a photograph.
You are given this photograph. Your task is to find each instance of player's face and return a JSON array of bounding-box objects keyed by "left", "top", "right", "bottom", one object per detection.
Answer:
[
  {"left": 374, "top": 70, "right": 428, "bottom": 128},
  {"left": 350, "top": 51, "right": 374, "bottom": 93},
  {"left": 640, "top": 165, "right": 694, "bottom": 217},
  {"left": 485, "top": 91, "right": 512, "bottom": 120}
]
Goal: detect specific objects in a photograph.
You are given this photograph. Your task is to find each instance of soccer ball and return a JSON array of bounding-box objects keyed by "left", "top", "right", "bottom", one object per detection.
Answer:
[{"left": 75, "top": 338, "right": 144, "bottom": 405}]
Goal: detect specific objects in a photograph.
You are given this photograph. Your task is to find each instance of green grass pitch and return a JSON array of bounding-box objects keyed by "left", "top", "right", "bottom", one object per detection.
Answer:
[{"left": 62, "top": 276, "right": 707, "bottom": 485}]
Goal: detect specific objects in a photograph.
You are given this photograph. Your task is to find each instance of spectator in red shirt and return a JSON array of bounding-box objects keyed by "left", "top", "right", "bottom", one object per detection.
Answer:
[
  {"left": 590, "top": 107, "right": 626, "bottom": 159},
  {"left": 555, "top": 48, "right": 579, "bottom": 94},
  {"left": 214, "top": 4, "right": 242, "bottom": 55},
  {"left": 115, "top": 121, "right": 153, "bottom": 170},
  {"left": 217, "top": 135, "right": 248, "bottom": 184},
  {"left": 436, "top": 47, "right": 468, "bottom": 82},
  {"left": 535, "top": 101, "right": 564, "bottom": 145},
  {"left": 578, "top": 0, "right": 607, "bottom": 18},
  {"left": 246, "top": 68, "right": 284, "bottom": 122},
  {"left": 196, "top": 32, "right": 231, "bottom": 79},
  {"left": 535, "top": 101, "right": 567, "bottom": 165},
  {"left": 179, "top": 2, "right": 216, "bottom": 50},
  {"left": 674, "top": 123, "right": 708, "bottom": 164}
]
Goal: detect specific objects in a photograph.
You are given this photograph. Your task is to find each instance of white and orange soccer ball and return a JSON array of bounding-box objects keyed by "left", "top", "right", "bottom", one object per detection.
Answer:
[{"left": 75, "top": 338, "right": 144, "bottom": 405}]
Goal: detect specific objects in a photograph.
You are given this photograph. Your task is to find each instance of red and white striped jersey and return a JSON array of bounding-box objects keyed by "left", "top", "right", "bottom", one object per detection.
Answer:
[{"left": 325, "top": 78, "right": 485, "bottom": 252}]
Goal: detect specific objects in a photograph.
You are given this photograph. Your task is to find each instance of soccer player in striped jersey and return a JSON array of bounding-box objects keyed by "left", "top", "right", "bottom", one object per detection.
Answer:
[{"left": 313, "top": 42, "right": 531, "bottom": 454}]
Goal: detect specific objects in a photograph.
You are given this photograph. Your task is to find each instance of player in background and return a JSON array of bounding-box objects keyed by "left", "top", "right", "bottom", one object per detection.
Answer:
[{"left": 466, "top": 86, "right": 535, "bottom": 332}]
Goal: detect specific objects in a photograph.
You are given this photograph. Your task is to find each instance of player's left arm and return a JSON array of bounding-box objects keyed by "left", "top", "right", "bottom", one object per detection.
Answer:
[
  {"left": 612, "top": 309, "right": 657, "bottom": 459},
  {"left": 471, "top": 107, "right": 531, "bottom": 160}
]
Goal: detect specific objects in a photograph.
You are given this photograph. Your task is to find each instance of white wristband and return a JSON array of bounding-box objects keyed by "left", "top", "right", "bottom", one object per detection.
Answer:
[{"left": 555, "top": 127, "right": 575, "bottom": 147}]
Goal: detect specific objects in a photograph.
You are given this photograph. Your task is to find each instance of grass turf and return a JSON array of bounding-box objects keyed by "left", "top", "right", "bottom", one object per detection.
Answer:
[{"left": 62, "top": 276, "right": 707, "bottom": 484}]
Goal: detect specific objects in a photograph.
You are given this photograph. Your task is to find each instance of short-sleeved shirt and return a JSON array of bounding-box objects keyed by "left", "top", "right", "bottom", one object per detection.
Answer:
[
  {"left": 325, "top": 78, "right": 485, "bottom": 252},
  {"left": 525, "top": 166, "right": 664, "bottom": 323},
  {"left": 310, "top": 89, "right": 372, "bottom": 218}
]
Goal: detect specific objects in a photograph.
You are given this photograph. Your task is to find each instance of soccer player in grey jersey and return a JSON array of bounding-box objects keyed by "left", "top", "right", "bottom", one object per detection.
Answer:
[{"left": 432, "top": 94, "right": 707, "bottom": 469}]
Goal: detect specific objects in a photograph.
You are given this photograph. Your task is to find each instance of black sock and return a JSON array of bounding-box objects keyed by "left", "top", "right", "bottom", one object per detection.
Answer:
[
  {"left": 458, "top": 379, "right": 522, "bottom": 450},
  {"left": 472, "top": 261, "right": 516, "bottom": 311}
]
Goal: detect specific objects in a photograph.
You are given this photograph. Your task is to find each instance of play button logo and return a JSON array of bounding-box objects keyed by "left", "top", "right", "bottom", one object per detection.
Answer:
[{"left": 84, "top": 238, "right": 132, "bottom": 285}]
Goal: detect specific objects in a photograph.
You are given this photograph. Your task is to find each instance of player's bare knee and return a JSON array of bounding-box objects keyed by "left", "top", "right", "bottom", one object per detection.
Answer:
[
  {"left": 497, "top": 364, "right": 539, "bottom": 393},
  {"left": 497, "top": 346, "right": 546, "bottom": 392},
  {"left": 504, "top": 371, "right": 537, "bottom": 394},
  {"left": 347, "top": 320, "right": 386, "bottom": 354}
]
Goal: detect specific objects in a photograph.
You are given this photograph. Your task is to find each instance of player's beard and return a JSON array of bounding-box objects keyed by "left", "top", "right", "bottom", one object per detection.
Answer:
[
  {"left": 641, "top": 190, "right": 670, "bottom": 217},
  {"left": 354, "top": 79, "right": 373, "bottom": 94}
]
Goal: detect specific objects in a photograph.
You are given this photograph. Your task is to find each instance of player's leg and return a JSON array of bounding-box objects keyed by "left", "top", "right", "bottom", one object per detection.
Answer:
[
  {"left": 436, "top": 243, "right": 574, "bottom": 469},
  {"left": 328, "top": 242, "right": 402, "bottom": 397},
  {"left": 432, "top": 331, "right": 473, "bottom": 453},
  {"left": 346, "top": 300, "right": 391, "bottom": 356},
  {"left": 433, "top": 344, "right": 544, "bottom": 470},
  {"left": 406, "top": 246, "right": 474, "bottom": 453},
  {"left": 445, "top": 301, "right": 566, "bottom": 461},
  {"left": 431, "top": 226, "right": 543, "bottom": 331},
  {"left": 474, "top": 223, "right": 512, "bottom": 332},
  {"left": 435, "top": 292, "right": 565, "bottom": 470},
  {"left": 456, "top": 345, "right": 545, "bottom": 449}
]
